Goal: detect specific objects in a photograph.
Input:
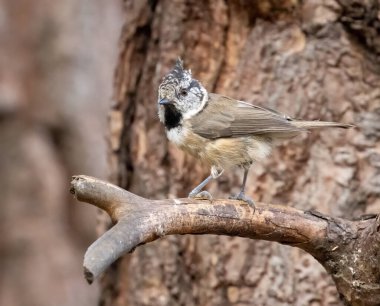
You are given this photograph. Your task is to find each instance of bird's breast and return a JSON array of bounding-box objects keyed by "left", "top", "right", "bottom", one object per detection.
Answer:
[
  {"left": 166, "top": 126, "right": 186, "bottom": 146},
  {"left": 166, "top": 126, "right": 207, "bottom": 157}
]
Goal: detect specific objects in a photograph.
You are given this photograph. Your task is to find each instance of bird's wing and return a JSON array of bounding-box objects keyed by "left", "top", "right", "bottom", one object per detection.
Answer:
[{"left": 190, "top": 93, "right": 303, "bottom": 139}]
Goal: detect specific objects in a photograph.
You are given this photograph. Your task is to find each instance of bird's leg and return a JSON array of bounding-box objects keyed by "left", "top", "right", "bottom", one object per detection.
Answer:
[
  {"left": 229, "top": 168, "right": 255, "bottom": 208},
  {"left": 188, "top": 167, "right": 224, "bottom": 200},
  {"left": 188, "top": 175, "right": 213, "bottom": 200}
]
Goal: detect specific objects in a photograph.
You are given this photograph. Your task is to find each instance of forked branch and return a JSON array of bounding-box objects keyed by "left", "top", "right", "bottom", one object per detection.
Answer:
[{"left": 70, "top": 175, "right": 380, "bottom": 306}]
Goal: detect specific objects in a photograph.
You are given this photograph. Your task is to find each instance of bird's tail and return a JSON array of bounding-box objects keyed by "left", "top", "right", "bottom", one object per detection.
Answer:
[{"left": 292, "top": 120, "right": 353, "bottom": 129}]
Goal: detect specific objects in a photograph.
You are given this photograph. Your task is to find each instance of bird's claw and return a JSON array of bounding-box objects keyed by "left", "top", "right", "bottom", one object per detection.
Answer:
[
  {"left": 188, "top": 190, "right": 213, "bottom": 201},
  {"left": 229, "top": 192, "right": 255, "bottom": 209}
]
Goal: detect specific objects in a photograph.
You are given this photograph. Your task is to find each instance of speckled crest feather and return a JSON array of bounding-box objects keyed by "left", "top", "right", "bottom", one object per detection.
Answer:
[{"left": 160, "top": 58, "right": 192, "bottom": 88}]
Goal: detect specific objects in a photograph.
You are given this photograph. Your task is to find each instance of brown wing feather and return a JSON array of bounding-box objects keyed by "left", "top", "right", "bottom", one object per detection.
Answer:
[{"left": 190, "top": 93, "right": 303, "bottom": 139}]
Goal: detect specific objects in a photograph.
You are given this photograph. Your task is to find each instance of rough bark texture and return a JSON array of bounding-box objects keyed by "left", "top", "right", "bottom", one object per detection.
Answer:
[
  {"left": 106, "top": 0, "right": 380, "bottom": 305},
  {"left": 71, "top": 175, "right": 380, "bottom": 306},
  {"left": 0, "top": 1, "right": 122, "bottom": 305}
]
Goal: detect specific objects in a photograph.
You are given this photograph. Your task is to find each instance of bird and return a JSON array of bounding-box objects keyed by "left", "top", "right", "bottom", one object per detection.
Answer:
[{"left": 157, "top": 59, "right": 352, "bottom": 207}]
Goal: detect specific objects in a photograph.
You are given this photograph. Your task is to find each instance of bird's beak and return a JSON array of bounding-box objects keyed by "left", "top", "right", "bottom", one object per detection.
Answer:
[{"left": 159, "top": 98, "right": 172, "bottom": 105}]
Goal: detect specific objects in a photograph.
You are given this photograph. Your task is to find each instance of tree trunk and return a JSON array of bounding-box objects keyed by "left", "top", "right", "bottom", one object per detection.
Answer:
[
  {"left": 0, "top": 1, "right": 122, "bottom": 305},
  {"left": 105, "top": 1, "right": 380, "bottom": 305}
]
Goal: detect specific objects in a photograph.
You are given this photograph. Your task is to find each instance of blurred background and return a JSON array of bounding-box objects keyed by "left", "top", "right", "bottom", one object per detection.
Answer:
[
  {"left": 1, "top": 1, "right": 380, "bottom": 306},
  {"left": 0, "top": 1, "right": 123, "bottom": 305}
]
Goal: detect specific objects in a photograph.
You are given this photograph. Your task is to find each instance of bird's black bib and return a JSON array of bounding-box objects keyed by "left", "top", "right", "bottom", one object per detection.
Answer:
[{"left": 164, "top": 104, "right": 182, "bottom": 130}]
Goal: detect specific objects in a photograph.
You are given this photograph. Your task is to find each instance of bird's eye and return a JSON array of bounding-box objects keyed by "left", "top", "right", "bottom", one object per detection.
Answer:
[{"left": 180, "top": 89, "right": 188, "bottom": 96}]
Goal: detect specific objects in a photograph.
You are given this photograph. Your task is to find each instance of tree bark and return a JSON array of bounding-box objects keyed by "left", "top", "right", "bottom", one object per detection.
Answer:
[
  {"left": 0, "top": 1, "right": 122, "bottom": 305},
  {"left": 104, "top": 0, "right": 380, "bottom": 305},
  {"left": 72, "top": 175, "right": 380, "bottom": 305}
]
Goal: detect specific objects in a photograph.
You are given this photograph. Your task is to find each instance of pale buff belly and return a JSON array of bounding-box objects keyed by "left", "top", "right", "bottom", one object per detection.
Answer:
[
  {"left": 200, "top": 137, "right": 273, "bottom": 168},
  {"left": 167, "top": 127, "right": 273, "bottom": 169}
]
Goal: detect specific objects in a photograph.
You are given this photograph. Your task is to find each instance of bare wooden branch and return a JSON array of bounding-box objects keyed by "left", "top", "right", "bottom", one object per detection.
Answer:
[{"left": 71, "top": 175, "right": 380, "bottom": 306}]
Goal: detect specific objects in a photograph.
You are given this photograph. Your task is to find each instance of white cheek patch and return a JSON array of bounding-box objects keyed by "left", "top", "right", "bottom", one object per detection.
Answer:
[
  {"left": 182, "top": 89, "right": 208, "bottom": 120},
  {"left": 182, "top": 108, "right": 201, "bottom": 120}
]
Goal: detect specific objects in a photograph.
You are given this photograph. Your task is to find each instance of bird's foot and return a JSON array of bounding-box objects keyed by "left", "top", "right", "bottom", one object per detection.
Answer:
[
  {"left": 229, "top": 192, "right": 255, "bottom": 209},
  {"left": 188, "top": 190, "right": 213, "bottom": 201}
]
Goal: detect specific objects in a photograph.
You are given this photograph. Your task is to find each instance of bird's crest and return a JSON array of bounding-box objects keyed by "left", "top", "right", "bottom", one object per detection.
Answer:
[
  {"left": 161, "top": 57, "right": 192, "bottom": 86},
  {"left": 175, "top": 57, "right": 183, "bottom": 70}
]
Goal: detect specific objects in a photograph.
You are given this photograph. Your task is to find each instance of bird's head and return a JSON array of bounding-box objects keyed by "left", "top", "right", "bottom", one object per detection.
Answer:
[{"left": 157, "top": 58, "right": 208, "bottom": 122}]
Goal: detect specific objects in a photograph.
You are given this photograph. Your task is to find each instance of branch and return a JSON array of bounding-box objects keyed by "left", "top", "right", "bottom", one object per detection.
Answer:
[{"left": 71, "top": 175, "right": 380, "bottom": 306}]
